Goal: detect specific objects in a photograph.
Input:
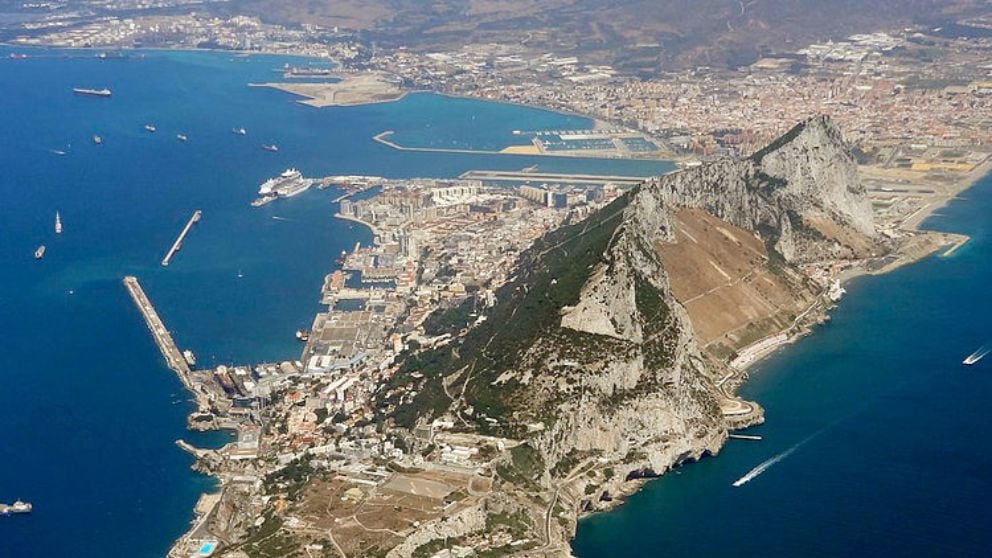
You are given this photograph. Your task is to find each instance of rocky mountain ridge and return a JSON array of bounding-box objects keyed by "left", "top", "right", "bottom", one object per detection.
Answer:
[{"left": 380, "top": 115, "right": 878, "bottom": 556}]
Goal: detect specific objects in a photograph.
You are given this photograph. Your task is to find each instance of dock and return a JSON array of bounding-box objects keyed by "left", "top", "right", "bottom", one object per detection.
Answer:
[
  {"left": 161, "top": 209, "right": 202, "bottom": 266},
  {"left": 122, "top": 276, "right": 193, "bottom": 390}
]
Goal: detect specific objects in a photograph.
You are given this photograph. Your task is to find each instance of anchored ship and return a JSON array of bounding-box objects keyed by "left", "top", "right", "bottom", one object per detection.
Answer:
[
  {"left": 0, "top": 500, "right": 32, "bottom": 515},
  {"left": 72, "top": 87, "right": 112, "bottom": 98},
  {"left": 55, "top": 211, "right": 62, "bottom": 234}
]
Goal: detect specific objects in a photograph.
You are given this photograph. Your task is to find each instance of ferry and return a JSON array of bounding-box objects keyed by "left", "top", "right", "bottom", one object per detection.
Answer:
[
  {"left": 144, "top": 124, "right": 157, "bottom": 133},
  {"left": 261, "top": 144, "right": 279, "bottom": 153},
  {"left": 233, "top": 127, "right": 247, "bottom": 136},
  {"left": 0, "top": 500, "right": 32, "bottom": 515},
  {"left": 92, "top": 135, "right": 103, "bottom": 145},
  {"left": 72, "top": 87, "right": 112, "bottom": 98},
  {"left": 55, "top": 212, "right": 62, "bottom": 234},
  {"left": 176, "top": 133, "right": 188, "bottom": 142},
  {"left": 34, "top": 245, "right": 46, "bottom": 259}
]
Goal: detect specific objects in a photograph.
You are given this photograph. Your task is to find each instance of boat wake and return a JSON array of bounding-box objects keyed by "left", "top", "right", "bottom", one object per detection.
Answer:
[
  {"left": 963, "top": 345, "right": 989, "bottom": 366},
  {"left": 732, "top": 427, "right": 827, "bottom": 488}
]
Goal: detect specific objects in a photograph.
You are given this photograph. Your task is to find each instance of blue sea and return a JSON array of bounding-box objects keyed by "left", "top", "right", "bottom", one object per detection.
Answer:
[
  {"left": 0, "top": 47, "right": 672, "bottom": 557},
  {"left": 574, "top": 173, "right": 992, "bottom": 557}
]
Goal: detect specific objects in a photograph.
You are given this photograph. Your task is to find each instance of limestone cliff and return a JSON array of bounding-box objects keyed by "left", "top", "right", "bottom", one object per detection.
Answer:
[{"left": 381, "top": 116, "right": 876, "bottom": 556}]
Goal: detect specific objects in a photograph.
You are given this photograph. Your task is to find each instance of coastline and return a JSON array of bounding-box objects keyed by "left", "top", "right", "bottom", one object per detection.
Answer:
[
  {"left": 19, "top": 41, "right": 984, "bottom": 557},
  {"left": 720, "top": 156, "right": 992, "bottom": 375}
]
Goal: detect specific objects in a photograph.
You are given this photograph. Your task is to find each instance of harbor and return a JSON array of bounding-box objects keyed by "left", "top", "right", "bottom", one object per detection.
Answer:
[{"left": 161, "top": 210, "right": 201, "bottom": 266}]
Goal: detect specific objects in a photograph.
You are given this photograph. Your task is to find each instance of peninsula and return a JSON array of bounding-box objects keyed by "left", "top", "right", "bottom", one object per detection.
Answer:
[{"left": 149, "top": 115, "right": 982, "bottom": 558}]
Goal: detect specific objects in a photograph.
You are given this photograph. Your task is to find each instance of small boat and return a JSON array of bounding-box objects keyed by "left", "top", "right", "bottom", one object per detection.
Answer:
[
  {"left": 183, "top": 350, "right": 197, "bottom": 366},
  {"left": 261, "top": 144, "right": 279, "bottom": 152},
  {"left": 92, "top": 135, "right": 103, "bottom": 145},
  {"left": 144, "top": 124, "right": 157, "bottom": 133},
  {"left": 963, "top": 347, "right": 989, "bottom": 366},
  {"left": 296, "top": 329, "right": 309, "bottom": 342},
  {"left": 236, "top": 270, "right": 244, "bottom": 279},
  {"left": 73, "top": 87, "right": 112, "bottom": 98},
  {"left": 0, "top": 500, "right": 32, "bottom": 515},
  {"left": 49, "top": 149, "right": 67, "bottom": 156},
  {"left": 55, "top": 211, "right": 62, "bottom": 234},
  {"left": 34, "top": 245, "right": 46, "bottom": 259},
  {"left": 233, "top": 127, "right": 247, "bottom": 136},
  {"left": 176, "top": 133, "right": 188, "bottom": 142},
  {"left": 8, "top": 53, "right": 28, "bottom": 60}
]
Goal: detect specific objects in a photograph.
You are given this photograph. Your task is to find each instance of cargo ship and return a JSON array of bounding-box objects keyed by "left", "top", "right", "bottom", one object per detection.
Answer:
[
  {"left": 0, "top": 500, "right": 32, "bottom": 515},
  {"left": 72, "top": 87, "right": 112, "bottom": 98},
  {"left": 253, "top": 169, "right": 312, "bottom": 205}
]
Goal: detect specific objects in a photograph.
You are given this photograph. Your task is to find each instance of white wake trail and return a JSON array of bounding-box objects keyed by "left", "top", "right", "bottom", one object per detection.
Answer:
[{"left": 732, "top": 428, "right": 826, "bottom": 488}]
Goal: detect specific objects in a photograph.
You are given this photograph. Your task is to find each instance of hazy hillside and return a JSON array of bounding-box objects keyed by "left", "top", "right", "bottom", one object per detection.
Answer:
[{"left": 231, "top": 0, "right": 988, "bottom": 70}]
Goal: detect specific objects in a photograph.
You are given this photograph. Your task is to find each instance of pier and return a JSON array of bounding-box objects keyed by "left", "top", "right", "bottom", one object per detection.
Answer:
[
  {"left": 161, "top": 209, "right": 201, "bottom": 266},
  {"left": 728, "top": 434, "right": 763, "bottom": 441},
  {"left": 122, "top": 276, "right": 193, "bottom": 390}
]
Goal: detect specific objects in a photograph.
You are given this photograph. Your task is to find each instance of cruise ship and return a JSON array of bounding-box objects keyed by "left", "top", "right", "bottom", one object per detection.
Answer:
[
  {"left": 253, "top": 169, "right": 313, "bottom": 205},
  {"left": 72, "top": 87, "right": 112, "bottom": 98},
  {"left": 0, "top": 500, "right": 32, "bottom": 515}
]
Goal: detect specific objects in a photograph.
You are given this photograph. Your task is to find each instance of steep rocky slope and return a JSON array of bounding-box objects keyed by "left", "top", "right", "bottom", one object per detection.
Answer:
[{"left": 377, "top": 116, "right": 878, "bottom": 556}]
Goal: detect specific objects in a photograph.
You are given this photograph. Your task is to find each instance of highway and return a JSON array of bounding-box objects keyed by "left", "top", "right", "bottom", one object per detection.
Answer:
[{"left": 459, "top": 169, "right": 645, "bottom": 186}]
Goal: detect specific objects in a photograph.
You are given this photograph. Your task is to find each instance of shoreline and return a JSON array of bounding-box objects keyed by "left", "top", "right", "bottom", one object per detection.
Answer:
[{"left": 721, "top": 155, "right": 991, "bottom": 378}]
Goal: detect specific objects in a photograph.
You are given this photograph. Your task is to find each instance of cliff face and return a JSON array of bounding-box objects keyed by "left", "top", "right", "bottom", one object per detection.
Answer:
[
  {"left": 656, "top": 116, "right": 875, "bottom": 263},
  {"left": 386, "top": 116, "right": 876, "bottom": 556}
]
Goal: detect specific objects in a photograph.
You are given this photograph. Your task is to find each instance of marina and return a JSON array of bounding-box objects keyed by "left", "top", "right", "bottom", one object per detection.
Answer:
[{"left": 161, "top": 210, "right": 202, "bottom": 267}]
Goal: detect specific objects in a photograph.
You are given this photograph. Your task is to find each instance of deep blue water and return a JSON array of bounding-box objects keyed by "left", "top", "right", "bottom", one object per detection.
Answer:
[
  {"left": 0, "top": 47, "right": 672, "bottom": 557},
  {"left": 574, "top": 172, "right": 992, "bottom": 557}
]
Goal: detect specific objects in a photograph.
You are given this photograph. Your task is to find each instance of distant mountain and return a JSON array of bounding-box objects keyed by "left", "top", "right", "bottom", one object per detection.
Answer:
[
  {"left": 232, "top": 0, "right": 988, "bottom": 69},
  {"left": 377, "top": 116, "right": 879, "bottom": 554}
]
